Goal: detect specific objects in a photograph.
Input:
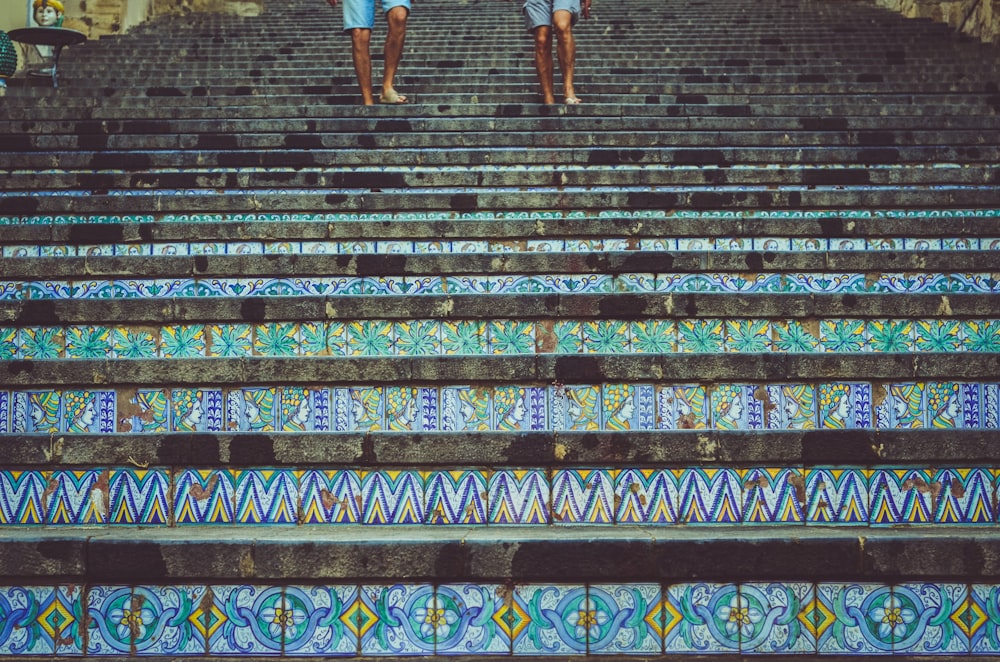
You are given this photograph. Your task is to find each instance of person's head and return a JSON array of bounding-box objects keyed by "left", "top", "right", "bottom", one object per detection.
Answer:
[{"left": 33, "top": 0, "right": 64, "bottom": 26}]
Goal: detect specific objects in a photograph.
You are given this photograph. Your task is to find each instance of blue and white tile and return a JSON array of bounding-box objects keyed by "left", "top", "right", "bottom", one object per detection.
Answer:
[
  {"left": 588, "top": 584, "right": 662, "bottom": 654},
  {"left": 299, "top": 470, "right": 362, "bottom": 524},
  {"left": 893, "top": 583, "right": 969, "bottom": 654},
  {"left": 359, "top": 584, "right": 435, "bottom": 655},
  {"left": 663, "top": 583, "right": 739, "bottom": 653},
  {"left": 739, "top": 582, "right": 815, "bottom": 654},
  {"left": 208, "top": 585, "right": 283, "bottom": 655},
  {"left": 130, "top": 585, "right": 207, "bottom": 656},
  {"left": 283, "top": 585, "right": 358, "bottom": 656},
  {"left": 86, "top": 585, "right": 134, "bottom": 655},
  {"left": 512, "top": 585, "right": 587, "bottom": 655},
  {"left": 551, "top": 469, "right": 615, "bottom": 524},
  {"left": 435, "top": 584, "right": 510, "bottom": 655}
]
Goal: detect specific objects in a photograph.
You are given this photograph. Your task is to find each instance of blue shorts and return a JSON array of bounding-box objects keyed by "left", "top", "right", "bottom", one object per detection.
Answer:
[
  {"left": 523, "top": 0, "right": 579, "bottom": 31},
  {"left": 343, "top": 0, "right": 410, "bottom": 32}
]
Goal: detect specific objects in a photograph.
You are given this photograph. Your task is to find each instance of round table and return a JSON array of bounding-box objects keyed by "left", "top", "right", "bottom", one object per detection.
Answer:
[{"left": 7, "top": 27, "right": 86, "bottom": 88}]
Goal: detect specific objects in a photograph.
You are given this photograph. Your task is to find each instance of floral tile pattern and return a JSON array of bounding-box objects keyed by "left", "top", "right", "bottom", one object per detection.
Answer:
[
  {"left": 511, "top": 585, "right": 586, "bottom": 655},
  {"left": 663, "top": 583, "right": 739, "bottom": 653},
  {"left": 131, "top": 585, "right": 208, "bottom": 656},
  {"left": 588, "top": 584, "right": 662, "bottom": 655},
  {"left": 435, "top": 584, "right": 510, "bottom": 655},
  {"left": 359, "top": 584, "right": 435, "bottom": 655},
  {"left": 283, "top": 586, "right": 358, "bottom": 656}
]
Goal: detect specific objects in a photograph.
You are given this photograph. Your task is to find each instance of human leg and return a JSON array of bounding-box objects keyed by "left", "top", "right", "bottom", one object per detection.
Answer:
[
  {"left": 380, "top": 3, "right": 409, "bottom": 102},
  {"left": 350, "top": 28, "right": 376, "bottom": 105},
  {"left": 532, "top": 25, "right": 556, "bottom": 104},
  {"left": 343, "top": 0, "right": 378, "bottom": 104},
  {"left": 552, "top": 10, "right": 576, "bottom": 102}
]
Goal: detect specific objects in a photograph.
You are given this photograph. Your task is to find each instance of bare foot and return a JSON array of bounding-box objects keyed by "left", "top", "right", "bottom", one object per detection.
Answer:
[{"left": 379, "top": 90, "right": 408, "bottom": 103}]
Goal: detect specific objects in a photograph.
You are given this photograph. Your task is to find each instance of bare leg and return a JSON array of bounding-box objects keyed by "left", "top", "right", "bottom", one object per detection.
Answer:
[
  {"left": 350, "top": 27, "right": 375, "bottom": 105},
  {"left": 532, "top": 25, "right": 555, "bottom": 105},
  {"left": 552, "top": 9, "right": 577, "bottom": 102},
  {"left": 381, "top": 5, "right": 409, "bottom": 102}
]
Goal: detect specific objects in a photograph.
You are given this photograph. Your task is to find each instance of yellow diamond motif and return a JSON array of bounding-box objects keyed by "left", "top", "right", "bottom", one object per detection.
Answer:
[
  {"left": 644, "top": 599, "right": 666, "bottom": 637},
  {"left": 341, "top": 597, "right": 377, "bottom": 639},
  {"left": 798, "top": 597, "right": 835, "bottom": 639},
  {"left": 189, "top": 601, "right": 227, "bottom": 640},
  {"left": 662, "top": 595, "right": 682, "bottom": 636},
  {"left": 38, "top": 595, "right": 75, "bottom": 641},
  {"left": 952, "top": 599, "right": 987, "bottom": 638}
]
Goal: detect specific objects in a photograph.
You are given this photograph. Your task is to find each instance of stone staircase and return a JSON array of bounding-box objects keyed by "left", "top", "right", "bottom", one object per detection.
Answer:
[{"left": 1, "top": 0, "right": 1000, "bottom": 656}]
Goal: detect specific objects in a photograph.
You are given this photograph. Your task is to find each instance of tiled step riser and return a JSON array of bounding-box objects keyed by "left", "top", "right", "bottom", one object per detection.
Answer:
[
  {"left": 6, "top": 579, "right": 1000, "bottom": 656},
  {"left": 3, "top": 465, "right": 1000, "bottom": 527}
]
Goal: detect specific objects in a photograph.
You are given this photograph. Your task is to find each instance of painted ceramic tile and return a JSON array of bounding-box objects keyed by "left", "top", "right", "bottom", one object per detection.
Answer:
[
  {"left": 0, "top": 327, "right": 17, "bottom": 360},
  {"left": 867, "top": 319, "right": 914, "bottom": 353},
  {"left": 160, "top": 325, "right": 206, "bottom": 358},
  {"left": 228, "top": 388, "right": 277, "bottom": 432},
  {"left": 279, "top": 387, "right": 330, "bottom": 432},
  {"left": 932, "top": 468, "right": 994, "bottom": 524},
  {"left": 299, "top": 470, "right": 362, "bottom": 524},
  {"left": 208, "top": 585, "right": 283, "bottom": 655},
  {"left": 346, "top": 320, "right": 393, "bottom": 356},
  {"left": 208, "top": 324, "right": 252, "bottom": 357},
  {"left": 677, "top": 319, "right": 725, "bottom": 353},
  {"left": 173, "top": 469, "right": 235, "bottom": 524},
  {"left": 361, "top": 471, "right": 425, "bottom": 525},
  {"left": 394, "top": 320, "right": 441, "bottom": 356},
  {"left": 171, "top": 388, "right": 222, "bottom": 433},
  {"left": 724, "top": 320, "right": 771, "bottom": 353},
  {"left": 0, "top": 586, "right": 58, "bottom": 654},
  {"left": 46, "top": 469, "right": 107, "bottom": 525},
  {"left": 582, "top": 320, "right": 630, "bottom": 354},
  {"left": 112, "top": 327, "right": 159, "bottom": 359},
  {"left": 130, "top": 585, "right": 208, "bottom": 656},
  {"left": 615, "top": 469, "right": 677, "bottom": 524},
  {"left": 915, "top": 319, "right": 962, "bottom": 352},
  {"left": 296, "top": 321, "right": 327, "bottom": 356},
  {"left": 234, "top": 470, "right": 298, "bottom": 524},
  {"left": 771, "top": 320, "right": 821, "bottom": 352},
  {"left": 791, "top": 238, "right": 828, "bottom": 251},
  {"left": 0, "top": 391, "right": 7, "bottom": 434},
  {"left": 816, "top": 583, "right": 890, "bottom": 654},
  {"left": 252, "top": 323, "right": 297, "bottom": 357},
  {"left": 19, "top": 327, "right": 64, "bottom": 359},
  {"left": 740, "top": 468, "right": 805, "bottom": 524},
  {"left": 589, "top": 584, "right": 662, "bottom": 654},
  {"left": 425, "top": 470, "right": 488, "bottom": 525},
  {"left": 359, "top": 584, "right": 435, "bottom": 655},
  {"left": 488, "top": 470, "right": 550, "bottom": 525},
  {"left": 970, "top": 584, "right": 1000, "bottom": 653},
  {"left": 711, "top": 384, "right": 762, "bottom": 430},
  {"left": 283, "top": 585, "right": 358, "bottom": 656},
  {"left": 818, "top": 382, "right": 871, "bottom": 429},
  {"left": 325, "top": 322, "right": 348, "bottom": 357},
  {"left": 925, "top": 381, "right": 966, "bottom": 428},
  {"left": 493, "top": 386, "right": 541, "bottom": 431},
  {"left": 0, "top": 470, "right": 47, "bottom": 525},
  {"left": 619, "top": 273, "right": 656, "bottom": 292},
  {"left": 630, "top": 320, "right": 675, "bottom": 354},
  {"left": 553, "top": 385, "right": 601, "bottom": 431},
  {"left": 551, "top": 469, "right": 615, "bottom": 524},
  {"left": 765, "top": 384, "right": 817, "bottom": 429},
  {"left": 109, "top": 469, "right": 170, "bottom": 525},
  {"left": 663, "top": 583, "right": 739, "bottom": 653},
  {"left": 441, "top": 387, "right": 492, "bottom": 431},
  {"left": 87, "top": 585, "right": 134, "bottom": 655},
  {"left": 489, "top": 320, "right": 535, "bottom": 355},
  {"left": 441, "top": 320, "right": 487, "bottom": 355},
  {"left": 61, "top": 390, "right": 115, "bottom": 433},
  {"left": 601, "top": 384, "right": 645, "bottom": 431},
  {"left": 754, "top": 237, "right": 792, "bottom": 252},
  {"left": 512, "top": 585, "right": 587, "bottom": 654},
  {"left": 986, "top": 384, "right": 1000, "bottom": 428},
  {"left": 334, "top": 387, "right": 384, "bottom": 432},
  {"left": 65, "top": 325, "right": 111, "bottom": 359},
  {"left": 385, "top": 387, "right": 437, "bottom": 431},
  {"left": 894, "top": 584, "right": 969, "bottom": 654},
  {"left": 804, "top": 468, "right": 870, "bottom": 525},
  {"left": 740, "top": 582, "right": 815, "bottom": 654},
  {"left": 435, "top": 584, "right": 509, "bottom": 654},
  {"left": 674, "top": 468, "right": 742, "bottom": 524},
  {"left": 870, "top": 469, "right": 936, "bottom": 525},
  {"left": 963, "top": 320, "right": 1000, "bottom": 352},
  {"left": 676, "top": 238, "right": 713, "bottom": 251},
  {"left": 655, "top": 385, "right": 708, "bottom": 429},
  {"left": 819, "top": 319, "right": 866, "bottom": 353}
]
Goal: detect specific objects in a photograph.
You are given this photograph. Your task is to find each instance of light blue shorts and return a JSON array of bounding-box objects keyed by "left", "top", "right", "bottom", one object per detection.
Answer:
[
  {"left": 523, "top": 0, "right": 579, "bottom": 31},
  {"left": 343, "top": 0, "right": 410, "bottom": 32}
]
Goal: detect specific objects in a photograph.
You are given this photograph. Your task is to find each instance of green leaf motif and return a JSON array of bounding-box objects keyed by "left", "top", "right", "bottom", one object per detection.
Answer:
[
  {"left": 915, "top": 320, "right": 961, "bottom": 352},
  {"left": 678, "top": 320, "right": 724, "bottom": 353},
  {"left": 965, "top": 320, "right": 1000, "bottom": 352},
  {"left": 21, "top": 328, "right": 62, "bottom": 359},
  {"left": 553, "top": 321, "right": 582, "bottom": 354},
  {"left": 442, "top": 322, "right": 485, "bottom": 355},
  {"left": 67, "top": 326, "right": 110, "bottom": 359},
  {"left": 491, "top": 321, "right": 535, "bottom": 355},
  {"left": 396, "top": 321, "right": 440, "bottom": 356},
  {"left": 773, "top": 322, "right": 819, "bottom": 352},
  {"left": 162, "top": 325, "right": 206, "bottom": 358},
  {"left": 255, "top": 323, "right": 298, "bottom": 357},
  {"left": 632, "top": 320, "right": 675, "bottom": 353},
  {"left": 821, "top": 319, "right": 865, "bottom": 352},
  {"left": 869, "top": 320, "right": 912, "bottom": 353},
  {"left": 350, "top": 321, "right": 393, "bottom": 356},
  {"left": 726, "top": 320, "right": 770, "bottom": 353},
  {"left": 211, "top": 325, "right": 251, "bottom": 357},
  {"left": 114, "top": 328, "right": 158, "bottom": 359},
  {"left": 299, "top": 322, "right": 328, "bottom": 356}
]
